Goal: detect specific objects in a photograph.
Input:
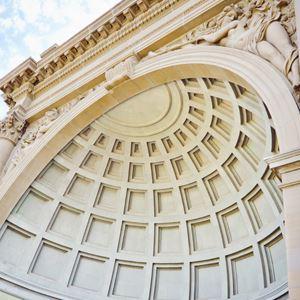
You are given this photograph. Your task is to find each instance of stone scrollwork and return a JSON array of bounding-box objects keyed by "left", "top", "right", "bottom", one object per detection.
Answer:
[
  {"left": 21, "top": 100, "right": 79, "bottom": 147},
  {"left": 149, "top": 0, "right": 300, "bottom": 95},
  {"left": 2, "top": 94, "right": 16, "bottom": 110},
  {"left": 0, "top": 109, "right": 27, "bottom": 145},
  {"left": 4, "top": 97, "right": 82, "bottom": 174}
]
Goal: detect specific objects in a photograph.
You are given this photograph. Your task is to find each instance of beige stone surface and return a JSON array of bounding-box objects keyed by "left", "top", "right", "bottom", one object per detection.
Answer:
[
  {"left": 0, "top": 0, "right": 299, "bottom": 298},
  {"left": 0, "top": 76, "right": 289, "bottom": 299}
]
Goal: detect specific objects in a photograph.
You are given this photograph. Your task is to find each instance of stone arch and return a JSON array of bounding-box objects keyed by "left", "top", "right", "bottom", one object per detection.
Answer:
[
  {"left": 0, "top": 46, "right": 297, "bottom": 298},
  {"left": 0, "top": 46, "right": 298, "bottom": 225}
]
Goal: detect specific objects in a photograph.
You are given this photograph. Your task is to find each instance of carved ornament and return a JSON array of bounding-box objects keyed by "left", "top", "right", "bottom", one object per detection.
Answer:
[
  {"left": 0, "top": 109, "right": 27, "bottom": 145},
  {"left": 149, "top": 0, "right": 300, "bottom": 98},
  {"left": 4, "top": 89, "right": 93, "bottom": 174},
  {"left": 104, "top": 56, "right": 140, "bottom": 89}
]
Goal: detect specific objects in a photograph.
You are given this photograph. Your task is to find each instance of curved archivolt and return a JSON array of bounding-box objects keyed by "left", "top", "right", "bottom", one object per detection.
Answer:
[{"left": 0, "top": 77, "right": 286, "bottom": 299}]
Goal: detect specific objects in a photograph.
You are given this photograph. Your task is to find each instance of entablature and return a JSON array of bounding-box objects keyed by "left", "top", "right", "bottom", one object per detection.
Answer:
[{"left": 0, "top": 0, "right": 233, "bottom": 122}]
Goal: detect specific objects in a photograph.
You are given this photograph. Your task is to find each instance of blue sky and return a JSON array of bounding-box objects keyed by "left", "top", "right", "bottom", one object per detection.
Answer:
[{"left": 0, "top": 0, "right": 121, "bottom": 119}]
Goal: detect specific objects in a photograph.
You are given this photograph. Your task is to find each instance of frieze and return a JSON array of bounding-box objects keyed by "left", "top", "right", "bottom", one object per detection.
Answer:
[{"left": 149, "top": 0, "right": 300, "bottom": 96}]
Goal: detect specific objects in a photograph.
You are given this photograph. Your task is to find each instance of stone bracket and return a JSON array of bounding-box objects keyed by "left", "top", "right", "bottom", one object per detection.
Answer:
[{"left": 104, "top": 55, "right": 140, "bottom": 90}]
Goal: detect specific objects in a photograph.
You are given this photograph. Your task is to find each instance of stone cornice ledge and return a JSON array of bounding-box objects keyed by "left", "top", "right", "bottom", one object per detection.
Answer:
[
  {"left": 32, "top": 0, "right": 173, "bottom": 96},
  {"left": 0, "top": 0, "right": 168, "bottom": 95},
  {"left": 24, "top": 0, "right": 224, "bottom": 120},
  {"left": 265, "top": 149, "right": 300, "bottom": 173},
  {"left": 0, "top": 58, "right": 36, "bottom": 93},
  {"left": 266, "top": 149, "right": 300, "bottom": 189}
]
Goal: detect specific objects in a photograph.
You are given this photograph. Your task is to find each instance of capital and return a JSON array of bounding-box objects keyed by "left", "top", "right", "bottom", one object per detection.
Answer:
[{"left": 0, "top": 108, "right": 27, "bottom": 145}]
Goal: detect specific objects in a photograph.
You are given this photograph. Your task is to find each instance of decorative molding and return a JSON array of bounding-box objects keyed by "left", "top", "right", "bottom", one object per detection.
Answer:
[
  {"left": 266, "top": 149, "right": 300, "bottom": 189},
  {"left": 0, "top": 58, "right": 36, "bottom": 94},
  {"left": 0, "top": 108, "right": 27, "bottom": 145},
  {"left": 0, "top": 0, "right": 177, "bottom": 98},
  {"left": 11, "top": 82, "right": 34, "bottom": 100},
  {"left": 32, "top": 0, "right": 180, "bottom": 96},
  {"left": 4, "top": 86, "right": 98, "bottom": 174},
  {"left": 265, "top": 149, "right": 300, "bottom": 173},
  {"left": 104, "top": 55, "right": 140, "bottom": 89},
  {"left": 0, "top": 0, "right": 229, "bottom": 120},
  {"left": 1, "top": 95, "right": 15, "bottom": 110},
  {"left": 149, "top": 0, "right": 299, "bottom": 99}
]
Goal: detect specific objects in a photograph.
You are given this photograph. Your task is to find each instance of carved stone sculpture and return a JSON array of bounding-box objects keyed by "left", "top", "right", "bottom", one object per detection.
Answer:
[
  {"left": 35, "top": 109, "right": 59, "bottom": 139},
  {"left": 2, "top": 95, "right": 16, "bottom": 110},
  {"left": 196, "top": 0, "right": 300, "bottom": 90},
  {"left": 18, "top": 99, "right": 80, "bottom": 152},
  {"left": 0, "top": 111, "right": 26, "bottom": 145},
  {"left": 4, "top": 96, "right": 83, "bottom": 175},
  {"left": 149, "top": 0, "right": 300, "bottom": 93}
]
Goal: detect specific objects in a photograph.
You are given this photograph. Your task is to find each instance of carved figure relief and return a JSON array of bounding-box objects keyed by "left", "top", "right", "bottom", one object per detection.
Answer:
[
  {"left": 198, "top": 0, "right": 299, "bottom": 91},
  {"left": 149, "top": 0, "right": 300, "bottom": 93}
]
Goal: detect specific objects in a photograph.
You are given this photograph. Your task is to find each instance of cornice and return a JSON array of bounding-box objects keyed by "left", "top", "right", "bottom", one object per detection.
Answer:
[
  {"left": 1, "top": 0, "right": 234, "bottom": 122},
  {"left": 26, "top": 0, "right": 228, "bottom": 121},
  {"left": 0, "top": 0, "right": 170, "bottom": 96},
  {"left": 32, "top": 0, "right": 180, "bottom": 97},
  {"left": 0, "top": 58, "right": 36, "bottom": 94},
  {"left": 265, "top": 148, "right": 300, "bottom": 174},
  {"left": 11, "top": 82, "right": 34, "bottom": 100}
]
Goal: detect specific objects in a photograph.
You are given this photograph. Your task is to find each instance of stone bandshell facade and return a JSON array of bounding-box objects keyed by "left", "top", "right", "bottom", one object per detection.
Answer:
[{"left": 0, "top": 0, "right": 299, "bottom": 299}]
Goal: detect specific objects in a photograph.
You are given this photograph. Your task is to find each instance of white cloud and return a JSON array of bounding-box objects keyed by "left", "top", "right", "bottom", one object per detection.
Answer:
[
  {"left": 12, "top": 15, "right": 26, "bottom": 33},
  {"left": 41, "top": 0, "right": 60, "bottom": 21},
  {"left": 0, "top": 0, "right": 121, "bottom": 118},
  {"left": 0, "top": 18, "right": 13, "bottom": 30},
  {"left": 23, "top": 34, "right": 45, "bottom": 57},
  {"left": 13, "top": 0, "right": 41, "bottom": 23},
  {"left": 0, "top": 4, "right": 6, "bottom": 15}
]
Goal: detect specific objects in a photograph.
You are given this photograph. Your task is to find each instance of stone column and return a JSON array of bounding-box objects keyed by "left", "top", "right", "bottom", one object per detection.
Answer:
[
  {"left": 0, "top": 139, "right": 15, "bottom": 174},
  {"left": 0, "top": 108, "right": 26, "bottom": 175},
  {"left": 267, "top": 149, "right": 300, "bottom": 300}
]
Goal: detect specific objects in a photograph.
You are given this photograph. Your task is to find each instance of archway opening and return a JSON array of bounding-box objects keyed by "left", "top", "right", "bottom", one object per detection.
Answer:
[{"left": 0, "top": 75, "right": 287, "bottom": 299}]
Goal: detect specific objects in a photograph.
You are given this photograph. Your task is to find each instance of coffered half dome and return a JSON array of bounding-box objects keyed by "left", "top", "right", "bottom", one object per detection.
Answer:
[{"left": 0, "top": 76, "right": 287, "bottom": 299}]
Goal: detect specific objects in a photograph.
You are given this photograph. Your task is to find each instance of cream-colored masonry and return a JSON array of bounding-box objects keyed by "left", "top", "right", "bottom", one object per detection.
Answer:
[{"left": 0, "top": 76, "right": 287, "bottom": 299}]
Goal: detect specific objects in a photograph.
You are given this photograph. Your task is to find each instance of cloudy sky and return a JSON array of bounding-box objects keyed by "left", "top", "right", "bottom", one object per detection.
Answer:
[{"left": 0, "top": 0, "right": 121, "bottom": 119}]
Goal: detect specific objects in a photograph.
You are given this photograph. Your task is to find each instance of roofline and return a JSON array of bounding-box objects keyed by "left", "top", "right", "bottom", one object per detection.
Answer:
[{"left": 0, "top": 0, "right": 153, "bottom": 91}]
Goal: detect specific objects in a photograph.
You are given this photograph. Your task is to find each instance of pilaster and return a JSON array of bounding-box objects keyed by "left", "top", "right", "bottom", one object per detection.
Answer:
[
  {"left": 266, "top": 149, "right": 300, "bottom": 300},
  {"left": 0, "top": 107, "right": 27, "bottom": 175}
]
